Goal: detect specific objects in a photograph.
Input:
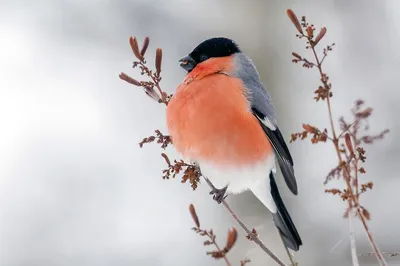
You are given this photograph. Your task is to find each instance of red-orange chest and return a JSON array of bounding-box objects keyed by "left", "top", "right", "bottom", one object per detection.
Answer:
[{"left": 166, "top": 74, "right": 273, "bottom": 166}]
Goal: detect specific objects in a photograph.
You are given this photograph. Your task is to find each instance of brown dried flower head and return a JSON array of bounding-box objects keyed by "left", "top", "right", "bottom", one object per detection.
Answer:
[
  {"left": 314, "top": 85, "right": 332, "bottom": 101},
  {"left": 325, "top": 188, "right": 343, "bottom": 196},
  {"left": 208, "top": 250, "right": 226, "bottom": 259},
  {"left": 139, "top": 130, "right": 171, "bottom": 149},
  {"left": 360, "top": 182, "right": 373, "bottom": 193},
  {"left": 291, "top": 123, "right": 328, "bottom": 144}
]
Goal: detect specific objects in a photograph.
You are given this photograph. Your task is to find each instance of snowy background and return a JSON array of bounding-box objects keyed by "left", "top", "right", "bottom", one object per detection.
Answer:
[{"left": 1, "top": 0, "right": 399, "bottom": 265}]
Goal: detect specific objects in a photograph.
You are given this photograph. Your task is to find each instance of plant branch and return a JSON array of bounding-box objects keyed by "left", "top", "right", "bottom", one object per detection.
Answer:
[
  {"left": 189, "top": 204, "right": 237, "bottom": 265},
  {"left": 287, "top": 9, "right": 388, "bottom": 266},
  {"left": 309, "top": 39, "right": 386, "bottom": 266},
  {"left": 202, "top": 175, "right": 288, "bottom": 266},
  {"left": 205, "top": 231, "right": 232, "bottom": 266}
]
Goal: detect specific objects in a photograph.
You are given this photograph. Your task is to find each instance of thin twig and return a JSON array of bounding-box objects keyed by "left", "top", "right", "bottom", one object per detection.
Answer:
[
  {"left": 338, "top": 120, "right": 357, "bottom": 139},
  {"left": 205, "top": 231, "right": 232, "bottom": 266},
  {"left": 139, "top": 61, "right": 167, "bottom": 105},
  {"left": 278, "top": 230, "right": 297, "bottom": 266},
  {"left": 202, "top": 175, "right": 288, "bottom": 266},
  {"left": 308, "top": 36, "right": 387, "bottom": 266}
]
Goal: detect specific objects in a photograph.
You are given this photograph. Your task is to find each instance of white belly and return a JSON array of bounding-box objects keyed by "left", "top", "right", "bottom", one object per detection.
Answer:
[{"left": 197, "top": 155, "right": 278, "bottom": 213}]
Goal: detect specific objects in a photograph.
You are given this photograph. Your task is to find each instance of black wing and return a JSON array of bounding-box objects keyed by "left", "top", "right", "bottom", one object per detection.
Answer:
[{"left": 252, "top": 107, "right": 298, "bottom": 195}]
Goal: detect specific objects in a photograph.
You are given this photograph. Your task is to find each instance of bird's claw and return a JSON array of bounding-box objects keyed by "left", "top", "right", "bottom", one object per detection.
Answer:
[{"left": 209, "top": 186, "right": 228, "bottom": 204}]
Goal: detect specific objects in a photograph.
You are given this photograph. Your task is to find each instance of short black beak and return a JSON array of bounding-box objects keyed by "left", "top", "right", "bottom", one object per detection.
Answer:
[{"left": 179, "top": 55, "right": 197, "bottom": 72}]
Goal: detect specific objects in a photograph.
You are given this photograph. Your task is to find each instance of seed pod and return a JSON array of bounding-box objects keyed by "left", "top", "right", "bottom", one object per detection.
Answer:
[
  {"left": 292, "top": 52, "right": 302, "bottom": 60},
  {"left": 141, "top": 37, "right": 150, "bottom": 56},
  {"left": 225, "top": 228, "right": 238, "bottom": 252},
  {"left": 314, "top": 27, "right": 327, "bottom": 46},
  {"left": 286, "top": 9, "right": 303, "bottom": 34},
  {"left": 119, "top": 72, "right": 141, "bottom": 86},
  {"left": 129, "top": 37, "right": 143, "bottom": 61},
  {"left": 345, "top": 133, "right": 354, "bottom": 156},
  {"left": 362, "top": 208, "right": 371, "bottom": 220},
  {"left": 189, "top": 204, "right": 200, "bottom": 228},
  {"left": 155, "top": 48, "right": 162, "bottom": 73}
]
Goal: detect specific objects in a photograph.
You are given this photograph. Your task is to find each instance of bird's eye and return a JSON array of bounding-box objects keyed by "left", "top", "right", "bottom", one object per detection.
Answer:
[{"left": 199, "top": 54, "right": 208, "bottom": 62}]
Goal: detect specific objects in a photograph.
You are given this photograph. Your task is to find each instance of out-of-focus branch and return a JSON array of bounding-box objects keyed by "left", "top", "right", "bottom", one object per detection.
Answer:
[
  {"left": 349, "top": 212, "right": 359, "bottom": 266},
  {"left": 287, "top": 9, "right": 389, "bottom": 266},
  {"left": 358, "top": 252, "right": 400, "bottom": 258},
  {"left": 308, "top": 32, "right": 386, "bottom": 266}
]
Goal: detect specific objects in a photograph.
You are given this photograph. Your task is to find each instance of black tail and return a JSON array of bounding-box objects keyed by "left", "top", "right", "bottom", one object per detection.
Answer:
[{"left": 270, "top": 173, "right": 302, "bottom": 251}]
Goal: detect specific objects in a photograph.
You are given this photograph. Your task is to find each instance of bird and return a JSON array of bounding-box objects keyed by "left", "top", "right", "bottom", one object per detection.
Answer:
[{"left": 166, "top": 37, "right": 302, "bottom": 251}]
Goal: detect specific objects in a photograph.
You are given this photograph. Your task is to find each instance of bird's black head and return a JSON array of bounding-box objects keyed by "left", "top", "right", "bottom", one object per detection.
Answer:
[{"left": 179, "top": 37, "right": 241, "bottom": 72}]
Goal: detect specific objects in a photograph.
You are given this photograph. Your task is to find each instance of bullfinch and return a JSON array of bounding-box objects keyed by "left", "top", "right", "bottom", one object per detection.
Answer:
[{"left": 166, "top": 37, "right": 302, "bottom": 251}]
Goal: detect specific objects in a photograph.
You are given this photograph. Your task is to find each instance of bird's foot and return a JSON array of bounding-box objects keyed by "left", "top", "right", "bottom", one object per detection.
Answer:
[{"left": 209, "top": 185, "right": 228, "bottom": 204}]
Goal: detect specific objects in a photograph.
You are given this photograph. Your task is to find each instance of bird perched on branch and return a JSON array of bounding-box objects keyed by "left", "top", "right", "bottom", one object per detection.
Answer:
[{"left": 166, "top": 37, "right": 302, "bottom": 251}]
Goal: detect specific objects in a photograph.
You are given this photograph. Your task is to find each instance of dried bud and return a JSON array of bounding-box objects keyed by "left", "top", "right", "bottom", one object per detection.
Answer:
[
  {"left": 286, "top": 9, "right": 303, "bottom": 34},
  {"left": 139, "top": 136, "right": 156, "bottom": 148},
  {"left": 314, "top": 27, "right": 327, "bottom": 46},
  {"left": 129, "top": 37, "right": 143, "bottom": 61},
  {"left": 306, "top": 26, "right": 314, "bottom": 39},
  {"left": 155, "top": 48, "right": 163, "bottom": 73},
  {"left": 225, "top": 228, "right": 238, "bottom": 252},
  {"left": 345, "top": 133, "right": 354, "bottom": 156},
  {"left": 119, "top": 72, "right": 141, "bottom": 86},
  {"left": 362, "top": 207, "right": 371, "bottom": 220},
  {"left": 208, "top": 250, "right": 225, "bottom": 259},
  {"left": 140, "top": 37, "right": 150, "bottom": 56},
  {"left": 189, "top": 204, "right": 200, "bottom": 228},
  {"left": 292, "top": 52, "right": 302, "bottom": 60},
  {"left": 161, "top": 153, "right": 171, "bottom": 166}
]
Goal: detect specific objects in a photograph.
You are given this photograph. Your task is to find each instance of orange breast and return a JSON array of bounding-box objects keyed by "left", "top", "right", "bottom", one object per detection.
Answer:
[{"left": 166, "top": 74, "right": 273, "bottom": 166}]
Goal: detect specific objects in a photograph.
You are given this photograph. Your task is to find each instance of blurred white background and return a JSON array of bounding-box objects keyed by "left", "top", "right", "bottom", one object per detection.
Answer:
[{"left": 0, "top": 0, "right": 399, "bottom": 265}]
